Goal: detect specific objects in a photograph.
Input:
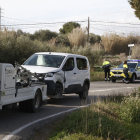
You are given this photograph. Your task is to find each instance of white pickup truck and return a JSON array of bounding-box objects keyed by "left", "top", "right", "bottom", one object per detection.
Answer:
[{"left": 0, "top": 63, "right": 47, "bottom": 113}]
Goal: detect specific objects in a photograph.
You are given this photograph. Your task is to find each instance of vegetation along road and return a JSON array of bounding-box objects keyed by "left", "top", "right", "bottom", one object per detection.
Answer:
[{"left": 0, "top": 81, "right": 139, "bottom": 140}]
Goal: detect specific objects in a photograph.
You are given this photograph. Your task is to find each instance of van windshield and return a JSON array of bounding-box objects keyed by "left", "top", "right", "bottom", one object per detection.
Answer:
[
  {"left": 23, "top": 54, "right": 65, "bottom": 68},
  {"left": 118, "top": 63, "right": 137, "bottom": 69}
]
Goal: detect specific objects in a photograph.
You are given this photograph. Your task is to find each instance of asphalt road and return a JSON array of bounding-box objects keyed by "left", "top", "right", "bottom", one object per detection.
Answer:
[{"left": 0, "top": 81, "right": 140, "bottom": 140}]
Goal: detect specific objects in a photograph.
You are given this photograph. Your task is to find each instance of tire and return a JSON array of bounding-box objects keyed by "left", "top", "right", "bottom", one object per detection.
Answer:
[
  {"left": 79, "top": 83, "right": 89, "bottom": 99},
  {"left": 130, "top": 74, "right": 136, "bottom": 83},
  {"left": 19, "top": 89, "right": 42, "bottom": 113},
  {"left": 112, "top": 79, "right": 116, "bottom": 82},
  {"left": 54, "top": 83, "right": 63, "bottom": 96},
  {"left": 28, "top": 89, "right": 42, "bottom": 113}
]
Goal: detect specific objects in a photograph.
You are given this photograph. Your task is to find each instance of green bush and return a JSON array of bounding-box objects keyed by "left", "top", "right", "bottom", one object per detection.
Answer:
[
  {"left": 120, "top": 92, "right": 140, "bottom": 123},
  {"left": 0, "top": 29, "right": 103, "bottom": 67}
]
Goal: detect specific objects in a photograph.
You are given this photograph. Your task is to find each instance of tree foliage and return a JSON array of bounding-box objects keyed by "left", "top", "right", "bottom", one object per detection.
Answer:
[
  {"left": 33, "top": 30, "right": 58, "bottom": 41},
  {"left": 89, "top": 33, "right": 101, "bottom": 44},
  {"left": 128, "top": 0, "right": 140, "bottom": 19},
  {"left": 59, "top": 22, "right": 80, "bottom": 34}
]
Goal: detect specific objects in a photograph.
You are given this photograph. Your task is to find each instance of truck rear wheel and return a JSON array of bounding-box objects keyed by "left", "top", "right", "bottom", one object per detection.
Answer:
[{"left": 79, "top": 83, "right": 88, "bottom": 99}]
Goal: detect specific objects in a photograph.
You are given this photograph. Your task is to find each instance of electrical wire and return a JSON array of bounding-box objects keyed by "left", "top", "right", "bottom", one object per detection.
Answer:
[
  {"left": 1, "top": 20, "right": 87, "bottom": 27},
  {"left": 90, "top": 20, "right": 140, "bottom": 25},
  {"left": 90, "top": 23, "right": 140, "bottom": 28}
]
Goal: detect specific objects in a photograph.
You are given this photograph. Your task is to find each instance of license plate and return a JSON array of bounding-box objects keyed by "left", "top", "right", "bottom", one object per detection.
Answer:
[{"left": 114, "top": 75, "right": 121, "bottom": 77}]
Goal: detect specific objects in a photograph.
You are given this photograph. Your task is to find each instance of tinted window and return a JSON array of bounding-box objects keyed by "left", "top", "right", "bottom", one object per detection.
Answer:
[
  {"left": 76, "top": 58, "right": 88, "bottom": 70},
  {"left": 118, "top": 63, "right": 137, "bottom": 68},
  {"left": 63, "top": 57, "right": 74, "bottom": 71},
  {"left": 23, "top": 54, "right": 65, "bottom": 68}
]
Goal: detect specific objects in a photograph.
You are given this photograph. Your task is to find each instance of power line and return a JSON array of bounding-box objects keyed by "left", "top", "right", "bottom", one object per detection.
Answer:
[
  {"left": 90, "top": 27, "right": 133, "bottom": 34},
  {"left": 2, "top": 16, "right": 38, "bottom": 23},
  {"left": 90, "top": 23, "right": 140, "bottom": 28},
  {"left": 91, "top": 20, "right": 140, "bottom": 25},
  {"left": 1, "top": 20, "right": 87, "bottom": 27}
]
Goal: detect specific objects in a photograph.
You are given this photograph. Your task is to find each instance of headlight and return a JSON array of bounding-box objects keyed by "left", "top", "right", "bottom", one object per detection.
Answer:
[{"left": 45, "top": 72, "right": 54, "bottom": 77}]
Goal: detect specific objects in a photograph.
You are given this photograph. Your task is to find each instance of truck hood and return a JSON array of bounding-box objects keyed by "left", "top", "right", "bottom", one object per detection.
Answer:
[
  {"left": 21, "top": 65, "right": 60, "bottom": 73},
  {"left": 111, "top": 68, "right": 135, "bottom": 72}
]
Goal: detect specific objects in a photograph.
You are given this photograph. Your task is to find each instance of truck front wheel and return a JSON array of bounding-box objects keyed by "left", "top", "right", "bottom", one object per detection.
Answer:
[
  {"left": 19, "top": 89, "right": 42, "bottom": 113},
  {"left": 28, "top": 89, "right": 42, "bottom": 113}
]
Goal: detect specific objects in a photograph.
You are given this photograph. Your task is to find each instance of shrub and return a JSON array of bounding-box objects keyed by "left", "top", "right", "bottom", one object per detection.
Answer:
[
  {"left": 0, "top": 29, "right": 103, "bottom": 67},
  {"left": 120, "top": 91, "right": 140, "bottom": 123},
  {"left": 89, "top": 33, "right": 101, "bottom": 44},
  {"left": 101, "top": 33, "right": 139, "bottom": 55},
  {"left": 67, "top": 27, "right": 87, "bottom": 48},
  {"left": 131, "top": 44, "right": 140, "bottom": 59}
]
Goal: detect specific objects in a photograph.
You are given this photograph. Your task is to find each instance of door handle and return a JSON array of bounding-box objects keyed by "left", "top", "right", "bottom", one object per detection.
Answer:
[{"left": 74, "top": 73, "right": 76, "bottom": 74}]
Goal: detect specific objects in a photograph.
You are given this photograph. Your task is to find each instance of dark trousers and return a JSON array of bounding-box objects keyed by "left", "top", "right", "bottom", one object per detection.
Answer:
[
  {"left": 124, "top": 72, "right": 129, "bottom": 81},
  {"left": 105, "top": 69, "right": 110, "bottom": 78}
]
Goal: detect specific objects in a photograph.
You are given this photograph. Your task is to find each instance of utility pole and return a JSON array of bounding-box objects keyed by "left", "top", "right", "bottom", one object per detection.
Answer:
[
  {"left": 0, "top": 7, "right": 3, "bottom": 31},
  {"left": 0, "top": 7, "right": 1, "bottom": 30},
  {"left": 87, "top": 17, "right": 90, "bottom": 43}
]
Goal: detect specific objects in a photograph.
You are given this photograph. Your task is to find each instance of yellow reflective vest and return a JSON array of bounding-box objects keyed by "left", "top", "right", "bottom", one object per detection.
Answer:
[
  {"left": 123, "top": 64, "right": 128, "bottom": 73},
  {"left": 103, "top": 61, "right": 110, "bottom": 66}
]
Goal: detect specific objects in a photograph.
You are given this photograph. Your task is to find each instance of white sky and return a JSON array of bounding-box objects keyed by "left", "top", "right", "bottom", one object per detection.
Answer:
[{"left": 1, "top": 0, "right": 140, "bottom": 36}]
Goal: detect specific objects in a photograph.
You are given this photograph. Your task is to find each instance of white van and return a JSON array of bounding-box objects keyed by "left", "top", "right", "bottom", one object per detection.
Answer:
[{"left": 22, "top": 52, "right": 90, "bottom": 99}]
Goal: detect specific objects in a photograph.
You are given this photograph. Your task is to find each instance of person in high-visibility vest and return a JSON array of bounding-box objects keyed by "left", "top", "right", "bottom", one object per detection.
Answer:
[
  {"left": 123, "top": 60, "right": 129, "bottom": 84},
  {"left": 102, "top": 58, "right": 111, "bottom": 81}
]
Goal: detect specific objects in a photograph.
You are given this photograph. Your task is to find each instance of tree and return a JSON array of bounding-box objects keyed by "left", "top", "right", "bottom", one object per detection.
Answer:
[
  {"left": 33, "top": 30, "right": 58, "bottom": 42},
  {"left": 59, "top": 22, "right": 80, "bottom": 34},
  {"left": 89, "top": 33, "right": 101, "bottom": 44},
  {"left": 128, "top": 0, "right": 140, "bottom": 19}
]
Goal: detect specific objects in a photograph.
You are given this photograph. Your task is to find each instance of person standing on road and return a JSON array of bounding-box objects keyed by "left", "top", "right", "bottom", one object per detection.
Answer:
[
  {"left": 123, "top": 60, "right": 129, "bottom": 84},
  {"left": 102, "top": 58, "right": 111, "bottom": 81}
]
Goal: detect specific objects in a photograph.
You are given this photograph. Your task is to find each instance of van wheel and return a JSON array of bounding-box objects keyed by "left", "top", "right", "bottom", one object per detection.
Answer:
[
  {"left": 79, "top": 83, "right": 88, "bottom": 99},
  {"left": 112, "top": 79, "right": 116, "bottom": 82},
  {"left": 54, "top": 83, "right": 63, "bottom": 96}
]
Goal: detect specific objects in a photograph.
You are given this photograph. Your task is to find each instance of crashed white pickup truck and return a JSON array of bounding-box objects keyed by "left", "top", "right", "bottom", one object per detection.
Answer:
[{"left": 0, "top": 63, "right": 47, "bottom": 113}]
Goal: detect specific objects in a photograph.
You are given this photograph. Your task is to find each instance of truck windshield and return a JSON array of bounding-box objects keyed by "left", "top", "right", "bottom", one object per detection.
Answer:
[
  {"left": 23, "top": 54, "right": 65, "bottom": 68},
  {"left": 118, "top": 63, "right": 137, "bottom": 69}
]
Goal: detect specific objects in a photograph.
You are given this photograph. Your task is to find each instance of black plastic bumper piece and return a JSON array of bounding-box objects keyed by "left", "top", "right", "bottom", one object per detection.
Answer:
[
  {"left": 110, "top": 76, "right": 124, "bottom": 80},
  {"left": 44, "top": 80, "right": 56, "bottom": 95}
]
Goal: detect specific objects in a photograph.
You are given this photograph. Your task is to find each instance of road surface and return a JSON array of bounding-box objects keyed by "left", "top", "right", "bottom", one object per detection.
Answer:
[{"left": 0, "top": 81, "right": 139, "bottom": 140}]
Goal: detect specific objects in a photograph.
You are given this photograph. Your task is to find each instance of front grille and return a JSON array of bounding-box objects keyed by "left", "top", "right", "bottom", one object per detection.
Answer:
[{"left": 112, "top": 72, "right": 122, "bottom": 74}]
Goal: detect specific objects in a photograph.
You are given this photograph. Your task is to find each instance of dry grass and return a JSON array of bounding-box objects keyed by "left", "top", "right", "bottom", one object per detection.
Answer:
[
  {"left": 131, "top": 44, "right": 140, "bottom": 59},
  {"left": 67, "top": 27, "right": 87, "bottom": 48},
  {"left": 101, "top": 33, "right": 139, "bottom": 55}
]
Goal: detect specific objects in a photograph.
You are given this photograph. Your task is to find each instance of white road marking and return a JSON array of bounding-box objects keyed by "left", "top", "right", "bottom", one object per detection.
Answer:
[
  {"left": 1, "top": 104, "right": 91, "bottom": 140},
  {"left": 2, "top": 86, "right": 135, "bottom": 140},
  {"left": 90, "top": 87, "right": 134, "bottom": 92}
]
